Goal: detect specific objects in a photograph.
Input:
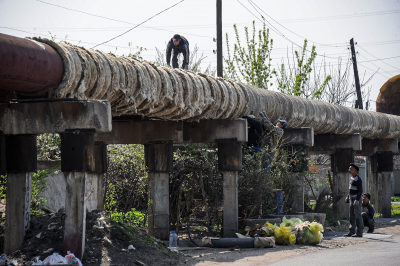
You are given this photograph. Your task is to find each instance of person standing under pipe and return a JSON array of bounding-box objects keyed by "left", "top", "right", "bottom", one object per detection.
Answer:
[
  {"left": 166, "top": 34, "right": 190, "bottom": 70},
  {"left": 344, "top": 163, "right": 364, "bottom": 237}
]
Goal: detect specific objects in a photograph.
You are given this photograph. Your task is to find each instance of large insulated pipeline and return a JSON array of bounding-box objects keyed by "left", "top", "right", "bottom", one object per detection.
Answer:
[
  {"left": 1, "top": 33, "right": 400, "bottom": 139},
  {"left": 0, "top": 33, "right": 63, "bottom": 98}
]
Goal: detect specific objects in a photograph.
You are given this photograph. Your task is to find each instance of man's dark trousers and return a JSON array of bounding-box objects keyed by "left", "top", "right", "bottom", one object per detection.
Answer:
[
  {"left": 349, "top": 197, "right": 364, "bottom": 235},
  {"left": 171, "top": 43, "right": 189, "bottom": 69},
  {"left": 363, "top": 216, "right": 374, "bottom": 232}
]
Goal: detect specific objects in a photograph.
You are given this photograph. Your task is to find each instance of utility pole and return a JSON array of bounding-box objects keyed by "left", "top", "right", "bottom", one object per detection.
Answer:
[
  {"left": 350, "top": 38, "right": 363, "bottom": 109},
  {"left": 216, "top": 0, "right": 223, "bottom": 77}
]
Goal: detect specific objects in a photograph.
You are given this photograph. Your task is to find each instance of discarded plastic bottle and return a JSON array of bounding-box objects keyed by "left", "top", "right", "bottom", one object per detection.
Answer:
[{"left": 169, "top": 231, "right": 178, "bottom": 247}]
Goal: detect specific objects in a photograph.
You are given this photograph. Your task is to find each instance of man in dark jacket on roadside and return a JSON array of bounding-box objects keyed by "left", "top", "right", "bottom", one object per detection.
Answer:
[
  {"left": 166, "top": 34, "right": 189, "bottom": 70},
  {"left": 362, "top": 192, "right": 375, "bottom": 233},
  {"left": 344, "top": 163, "right": 364, "bottom": 237}
]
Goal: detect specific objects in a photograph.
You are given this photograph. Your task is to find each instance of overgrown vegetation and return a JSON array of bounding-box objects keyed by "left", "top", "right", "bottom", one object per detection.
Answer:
[{"left": 104, "top": 144, "right": 148, "bottom": 226}]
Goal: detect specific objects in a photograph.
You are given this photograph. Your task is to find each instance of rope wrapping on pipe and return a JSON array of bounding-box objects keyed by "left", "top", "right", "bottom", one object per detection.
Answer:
[{"left": 30, "top": 37, "right": 400, "bottom": 139}]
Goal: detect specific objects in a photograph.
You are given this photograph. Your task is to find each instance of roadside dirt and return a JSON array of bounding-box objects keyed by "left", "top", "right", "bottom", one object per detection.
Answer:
[
  {"left": 4, "top": 210, "right": 185, "bottom": 266},
  {"left": 3, "top": 213, "right": 399, "bottom": 266},
  {"left": 179, "top": 218, "right": 400, "bottom": 266}
]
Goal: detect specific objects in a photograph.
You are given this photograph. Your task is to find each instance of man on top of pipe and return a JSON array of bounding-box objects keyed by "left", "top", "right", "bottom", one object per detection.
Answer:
[{"left": 166, "top": 34, "right": 190, "bottom": 70}]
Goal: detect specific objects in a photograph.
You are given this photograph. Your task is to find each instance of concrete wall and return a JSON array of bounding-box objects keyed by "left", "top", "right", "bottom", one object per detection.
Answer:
[{"left": 37, "top": 160, "right": 102, "bottom": 212}]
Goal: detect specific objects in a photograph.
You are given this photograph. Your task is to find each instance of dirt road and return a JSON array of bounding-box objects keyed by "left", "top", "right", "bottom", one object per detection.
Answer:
[{"left": 180, "top": 218, "right": 400, "bottom": 265}]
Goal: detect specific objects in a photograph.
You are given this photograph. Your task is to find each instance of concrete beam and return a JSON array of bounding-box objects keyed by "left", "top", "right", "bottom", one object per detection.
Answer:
[
  {"left": 356, "top": 139, "right": 398, "bottom": 156},
  {"left": 96, "top": 119, "right": 247, "bottom": 144},
  {"left": 96, "top": 120, "right": 183, "bottom": 144},
  {"left": 0, "top": 100, "right": 111, "bottom": 134},
  {"left": 281, "top": 127, "right": 314, "bottom": 147},
  {"left": 309, "top": 134, "right": 362, "bottom": 154},
  {"left": 183, "top": 119, "right": 247, "bottom": 143}
]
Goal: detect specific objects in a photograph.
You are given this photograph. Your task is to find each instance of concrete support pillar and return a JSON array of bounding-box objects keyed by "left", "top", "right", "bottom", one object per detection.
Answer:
[
  {"left": 331, "top": 150, "right": 355, "bottom": 218},
  {"left": 218, "top": 142, "right": 242, "bottom": 237},
  {"left": 4, "top": 134, "right": 37, "bottom": 254},
  {"left": 292, "top": 176, "right": 304, "bottom": 213},
  {"left": 86, "top": 142, "right": 107, "bottom": 211},
  {"left": 290, "top": 145, "right": 308, "bottom": 213},
  {"left": 64, "top": 172, "right": 87, "bottom": 258},
  {"left": 145, "top": 142, "right": 173, "bottom": 241},
  {"left": 222, "top": 170, "right": 238, "bottom": 237},
  {"left": 369, "top": 152, "right": 393, "bottom": 218},
  {"left": 61, "top": 131, "right": 95, "bottom": 259}
]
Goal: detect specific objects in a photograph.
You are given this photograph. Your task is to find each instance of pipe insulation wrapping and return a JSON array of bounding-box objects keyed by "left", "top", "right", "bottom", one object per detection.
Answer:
[{"left": 31, "top": 37, "right": 400, "bottom": 139}]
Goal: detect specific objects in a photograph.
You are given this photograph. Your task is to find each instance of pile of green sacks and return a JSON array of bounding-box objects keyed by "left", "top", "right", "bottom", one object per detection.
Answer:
[{"left": 260, "top": 217, "right": 324, "bottom": 245}]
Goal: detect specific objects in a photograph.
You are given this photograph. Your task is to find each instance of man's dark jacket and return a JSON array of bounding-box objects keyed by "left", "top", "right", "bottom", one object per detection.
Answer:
[{"left": 166, "top": 36, "right": 189, "bottom": 66}]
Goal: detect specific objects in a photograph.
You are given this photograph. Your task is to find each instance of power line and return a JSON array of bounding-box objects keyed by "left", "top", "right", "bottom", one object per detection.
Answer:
[
  {"left": 35, "top": 0, "right": 212, "bottom": 39},
  {"left": 248, "top": 0, "right": 343, "bottom": 47},
  {"left": 357, "top": 62, "right": 391, "bottom": 80},
  {"left": 357, "top": 45, "right": 400, "bottom": 71},
  {"left": 236, "top": 0, "right": 341, "bottom": 59},
  {"left": 358, "top": 54, "right": 396, "bottom": 78},
  {"left": 92, "top": 0, "right": 185, "bottom": 48}
]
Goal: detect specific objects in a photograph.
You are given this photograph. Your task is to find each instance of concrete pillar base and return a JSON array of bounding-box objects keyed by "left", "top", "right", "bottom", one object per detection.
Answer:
[
  {"left": 63, "top": 172, "right": 87, "bottom": 259},
  {"left": 148, "top": 172, "right": 170, "bottom": 240},
  {"left": 370, "top": 172, "right": 392, "bottom": 218},
  {"left": 86, "top": 173, "right": 104, "bottom": 212},
  {"left": 333, "top": 172, "right": 349, "bottom": 218},
  {"left": 145, "top": 143, "right": 173, "bottom": 241},
  {"left": 222, "top": 171, "right": 238, "bottom": 238},
  {"left": 292, "top": 175, "right": 304, "bottom": 213},
  {"left": 4, "top": 172, "right": 32, "bottom": 254}
]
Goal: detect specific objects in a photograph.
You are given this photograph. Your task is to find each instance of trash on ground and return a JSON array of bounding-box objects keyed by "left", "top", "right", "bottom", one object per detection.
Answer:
[
  {"left": 242, "top": 216, "right": 324, "bottom": 246},
  {"left": 32, "top": 251, "right": 83, "bottom": 265}
]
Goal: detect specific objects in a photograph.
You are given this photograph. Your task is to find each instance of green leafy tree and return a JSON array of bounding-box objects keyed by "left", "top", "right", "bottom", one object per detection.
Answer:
[
  {"left": 225, "top": 20, "right": 273, "bottom": 89},
  {"left": 275, "top": 40, "right": 331, "bottom": 99}
]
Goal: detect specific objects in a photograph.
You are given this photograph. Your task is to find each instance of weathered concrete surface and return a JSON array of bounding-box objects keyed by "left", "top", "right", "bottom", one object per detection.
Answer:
[
  {"left": 309, "top": 134, "right": 361, "bottom": 154},
  {"left": 96, "top": 120, "right": 183, "bottom": 144},
  {"left": 222, "top": 171, "right": 238, "bottom": 238},
  {"left": 86, "top": 173, "right": 104, "bottom": 212},
  {"left": 4, "top": 173, "right": 32, "bottom": 255},
  {"left": 356, "top": 138, "right": 398, "bottom": 156},
  {"left": 368, "top": 154, "right": 392, "bottom": 219},
  {"left": 0, "top": 100, "right": 111, "bottom": 135},
  {"left": 96, "top": 119, "right": 247, "bottom": 145},
  {"left": 146, "top": 143, "right": 173, "bottom": 240},
  {"left": 281, "top": 127, "right": 314, "bottom": 147},
  {"left": 331, "top": 150, "right": 355, "bottom": 218},
  {"left": 63, "top": 172, "right": 87, "bottom": 259},
  {"left": 148, "top": 172, "right": 170, "bottom": 241},
  {"left": 39, "top": 171, "right": 65, "bottom": 213},
  {"left": 183, "top": 119, "right": 247, "bottom": 143}
]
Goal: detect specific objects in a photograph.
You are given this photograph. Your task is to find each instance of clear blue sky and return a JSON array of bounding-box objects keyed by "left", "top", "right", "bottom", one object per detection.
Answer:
[{"left": 1, "top": 0, "right": 399, "bottom": 111}]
